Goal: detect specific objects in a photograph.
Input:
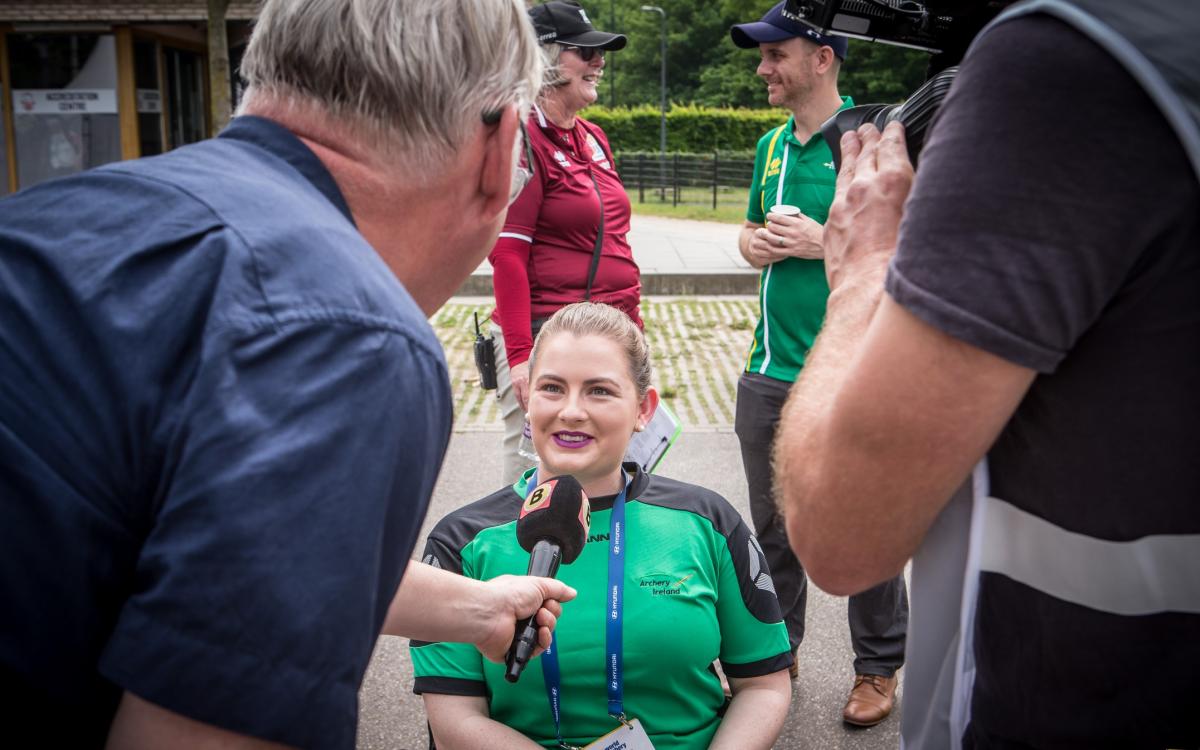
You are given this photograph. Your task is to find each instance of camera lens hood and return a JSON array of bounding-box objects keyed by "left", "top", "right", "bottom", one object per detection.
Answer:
[{"left": 821, "top": 66, "right": 959, "bottom": 171}]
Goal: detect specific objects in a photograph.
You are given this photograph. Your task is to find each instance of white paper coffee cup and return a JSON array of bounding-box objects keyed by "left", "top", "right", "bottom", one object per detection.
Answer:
[{"left": 769, "top": 204, "right": 802, "bottom": 218}]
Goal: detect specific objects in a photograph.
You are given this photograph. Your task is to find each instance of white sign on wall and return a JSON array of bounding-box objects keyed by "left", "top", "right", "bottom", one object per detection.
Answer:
[
  {"left": 136, "top": 89, "right": 162, "bottom": 114},
  {"left": 13, "top": 89, "right": 118, "bottom": 115}
]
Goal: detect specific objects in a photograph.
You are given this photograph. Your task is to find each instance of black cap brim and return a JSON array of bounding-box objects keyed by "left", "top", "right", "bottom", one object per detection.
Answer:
[{"left": 558, "top": 29, "right": 627, "bottom": 50}]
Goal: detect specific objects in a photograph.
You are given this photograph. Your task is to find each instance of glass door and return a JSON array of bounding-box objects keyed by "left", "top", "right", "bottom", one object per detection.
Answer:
[
  {"left": 134, "top": 39, "right": 164, "bottom": 156},
  {"left": 7, "top": 33, "right": 122, "bottom": 189},
  {"left": 163, "top": 45, "right": 206, "bottom": 148}
]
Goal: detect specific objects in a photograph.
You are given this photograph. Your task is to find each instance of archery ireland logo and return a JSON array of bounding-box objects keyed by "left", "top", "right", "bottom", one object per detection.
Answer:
[{"left": 638, "top": 572, "right": 693, "bottom": 597}]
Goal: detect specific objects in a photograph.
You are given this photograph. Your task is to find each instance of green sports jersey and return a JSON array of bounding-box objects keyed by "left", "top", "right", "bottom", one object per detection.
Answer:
[
  {"left": 744, "top": 97, "right": 853, "bottom": 383},
  {"left": 411, "top": 464, "right": 791, "bottom": 750}
]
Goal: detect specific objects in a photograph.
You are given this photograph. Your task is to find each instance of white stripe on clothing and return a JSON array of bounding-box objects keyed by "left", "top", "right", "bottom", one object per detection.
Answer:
[{"left": 757, "top": 140, "right": 791, "bottom": 376}]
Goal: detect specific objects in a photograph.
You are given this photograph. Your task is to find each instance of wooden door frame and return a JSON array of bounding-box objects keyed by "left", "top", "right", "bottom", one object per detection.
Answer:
[{"left": 0, "top": 25, "right": 17, "bottom": 192}]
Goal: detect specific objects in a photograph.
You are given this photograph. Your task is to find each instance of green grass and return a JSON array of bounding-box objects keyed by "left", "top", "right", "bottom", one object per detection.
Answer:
[{"left": 625, "top": 187, "right": 747, "bottom": 224}]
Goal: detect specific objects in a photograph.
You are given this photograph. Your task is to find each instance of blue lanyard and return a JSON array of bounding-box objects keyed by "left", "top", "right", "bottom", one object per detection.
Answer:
[{"left": 527, "top": 470, "right": 631, "bottom": 747}]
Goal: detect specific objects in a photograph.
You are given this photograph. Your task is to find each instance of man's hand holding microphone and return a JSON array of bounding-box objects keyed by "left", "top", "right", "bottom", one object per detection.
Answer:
[{"left": 382, "top": 474, "right": 588, "bottom": 673}]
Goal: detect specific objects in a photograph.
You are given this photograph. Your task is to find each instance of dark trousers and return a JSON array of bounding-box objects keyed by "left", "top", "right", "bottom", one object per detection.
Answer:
[{"left": 735, "top": 372, "right": 908, "bottom": 677}]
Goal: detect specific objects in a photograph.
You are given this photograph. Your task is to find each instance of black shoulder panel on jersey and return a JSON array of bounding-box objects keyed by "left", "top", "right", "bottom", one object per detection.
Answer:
[
  {"left": 721, "top": 651, "right": 794, "bottom": 679},
  {"left": 412, "top": 675, "right": 489, "bottom": 697},
  {"left": 634, "top": 469, "right": 785, "bottom": 625},
  {"left": 420, "top": 484, "right": 522, "bottom": 572}
]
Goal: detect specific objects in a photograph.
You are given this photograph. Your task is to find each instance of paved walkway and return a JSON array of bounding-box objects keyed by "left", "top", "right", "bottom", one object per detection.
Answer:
[
  {"left": 358, "top": 219, "right": 905, "bottom": 748},
  {"left": 358, "top": 431, "right": 904, "bottom": 750},
  {"left": 433, "top": 297, "right": 757, "bottom": 431},
  {"left": 446, "top": 214, "right": 764, "bottom": 431},
  {"left": 460, "top": 215, "right": 759, "bottom": 295}
]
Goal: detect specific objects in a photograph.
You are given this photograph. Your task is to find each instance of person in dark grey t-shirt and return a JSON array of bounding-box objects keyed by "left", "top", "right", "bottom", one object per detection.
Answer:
[{"left": 771, "top": 2, "right": 1200, "bottom": 748}]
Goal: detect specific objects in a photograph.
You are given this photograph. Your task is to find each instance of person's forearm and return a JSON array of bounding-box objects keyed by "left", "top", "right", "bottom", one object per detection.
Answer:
[
  {"left": 773, "top": 257, "right": 894, "bottom": 590},
  {"left": 774, "top": 258, "right": 889, "bottom": 454},
  {"left": 781, "top": 256, "right": 889, "bottom": 405},
  {"left": 381, "top": 561, "right": 492, "bottom": 642},
  {"left": 708, "top": 678, "right": 791, "bottom": 750},
  {"left": 490, "top": 241, "right": 534, "bottom": 366},
  {"left": 430, "top": 715, "right": 542, "bottom": 750}
]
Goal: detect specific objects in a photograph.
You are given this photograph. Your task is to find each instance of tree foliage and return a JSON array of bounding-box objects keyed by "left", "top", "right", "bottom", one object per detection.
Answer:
[
  {"left": 573, "top": 0, "right": 930, "bottom": 109},
  {"left": 582, "top": 104, "right": 787, "bottom": 151}
]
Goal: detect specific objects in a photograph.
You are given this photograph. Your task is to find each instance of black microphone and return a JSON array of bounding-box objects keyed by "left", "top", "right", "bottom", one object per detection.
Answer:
[{"left": 504, "top": 474, "right": 590, "bottom": 683}]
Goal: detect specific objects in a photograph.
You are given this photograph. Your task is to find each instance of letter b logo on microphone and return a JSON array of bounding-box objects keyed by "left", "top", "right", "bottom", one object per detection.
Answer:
[{"left": 522, "top": 479, "right": 556, "bottom": 516}]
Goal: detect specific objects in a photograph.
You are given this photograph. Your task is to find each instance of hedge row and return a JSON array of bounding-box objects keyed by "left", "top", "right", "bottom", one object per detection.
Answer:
[{"left": 580, "top": 104, "right": 789, "bottom": 154}]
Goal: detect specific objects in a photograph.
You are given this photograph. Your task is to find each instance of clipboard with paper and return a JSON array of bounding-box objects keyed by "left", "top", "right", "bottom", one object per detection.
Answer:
[{"left": 623, "top": 400, "right": 682, "bottom": 474}]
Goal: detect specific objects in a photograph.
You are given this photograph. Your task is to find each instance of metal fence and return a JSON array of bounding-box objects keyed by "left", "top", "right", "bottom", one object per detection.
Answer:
[{"left": 614, "top": 151, "right": 756, "bottom": 209}]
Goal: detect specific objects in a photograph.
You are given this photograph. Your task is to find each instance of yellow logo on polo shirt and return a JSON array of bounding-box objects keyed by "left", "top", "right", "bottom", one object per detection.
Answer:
[{"left": 765, "top": 156, "right": 782, "bottom": 177}]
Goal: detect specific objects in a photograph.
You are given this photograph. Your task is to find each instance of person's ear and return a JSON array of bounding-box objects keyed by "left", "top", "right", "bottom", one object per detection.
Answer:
[
  {"left": 478, "top": 104, "right": 520, "bottom": 219},
  {"left": 814, "top": 45, "right": 836, "bottom": 74},
  {"left": 636, "top": 387, "right": 659, "bottom": 431}
]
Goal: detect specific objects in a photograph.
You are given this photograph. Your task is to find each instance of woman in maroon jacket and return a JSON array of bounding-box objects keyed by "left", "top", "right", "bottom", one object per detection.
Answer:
[{"left": 490, "top": 0, "right": 642, "bottom": 483}]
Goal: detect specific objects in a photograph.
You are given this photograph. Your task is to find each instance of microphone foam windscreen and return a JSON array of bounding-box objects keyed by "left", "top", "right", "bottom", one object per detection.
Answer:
[{"left": 516, "top": 475, "right": 591, "bottom": 564}]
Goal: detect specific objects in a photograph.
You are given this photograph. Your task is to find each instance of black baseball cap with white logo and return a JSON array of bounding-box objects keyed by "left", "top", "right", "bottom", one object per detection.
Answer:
[{"left": 529, "top": 0, "right": 628, "bottom": 50}]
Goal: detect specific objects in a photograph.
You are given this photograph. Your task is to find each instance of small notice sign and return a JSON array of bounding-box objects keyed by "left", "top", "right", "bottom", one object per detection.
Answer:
[
  {"left": 14, "top": 89, "right": 118, "bottom": 115},
  {"left": 136, "top": 88, "right": 161, "bottom": 114}
]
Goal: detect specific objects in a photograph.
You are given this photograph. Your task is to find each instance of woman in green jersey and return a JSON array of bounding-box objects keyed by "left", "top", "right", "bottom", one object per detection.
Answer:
[{"left": 412, "top": 302, "right": 792, "bottom": 750}]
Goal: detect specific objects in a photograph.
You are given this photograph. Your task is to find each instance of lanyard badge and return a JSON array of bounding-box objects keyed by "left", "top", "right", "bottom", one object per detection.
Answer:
[{"left": 531, "top": 470, "right": 643, "bottom": 749}]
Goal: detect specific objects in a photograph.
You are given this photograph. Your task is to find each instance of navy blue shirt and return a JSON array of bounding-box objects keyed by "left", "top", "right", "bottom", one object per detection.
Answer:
[{"left": 0, "top": 117, "right": 452, "bottom": 747}]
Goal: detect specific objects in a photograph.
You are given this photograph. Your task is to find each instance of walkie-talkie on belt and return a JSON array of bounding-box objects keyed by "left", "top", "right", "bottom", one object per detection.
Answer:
[{"left": 473, "top": 312, "right": 498, "bottom": 391}]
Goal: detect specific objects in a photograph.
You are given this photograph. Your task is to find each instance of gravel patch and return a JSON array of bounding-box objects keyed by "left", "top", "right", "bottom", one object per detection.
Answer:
[{"left": 432, "top": 296, "right": 760, "bottom": 431}]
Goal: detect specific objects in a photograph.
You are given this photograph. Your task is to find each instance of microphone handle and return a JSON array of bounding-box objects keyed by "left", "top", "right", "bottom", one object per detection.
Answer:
[{"left": 503, "top": 539, "right": 562, "bottom": 682}]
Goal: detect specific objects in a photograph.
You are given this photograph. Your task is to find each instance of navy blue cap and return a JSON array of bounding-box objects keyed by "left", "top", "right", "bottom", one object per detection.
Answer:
[{"left": 730, "top": 1, "right": 849, "bottom": 59}]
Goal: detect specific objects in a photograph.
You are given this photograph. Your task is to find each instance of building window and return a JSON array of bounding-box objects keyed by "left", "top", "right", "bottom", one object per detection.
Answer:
[
  {"left": 164, "top": 46, "right": 205, "bottom": 148},
  {"left": 7, "top": 33, "right": 121, "bottom": 189},
  {"left": 134, "top": 40, "right": 163, "bottom": 156}
]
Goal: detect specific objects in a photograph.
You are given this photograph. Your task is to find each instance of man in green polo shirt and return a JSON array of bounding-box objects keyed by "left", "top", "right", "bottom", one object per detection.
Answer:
[{"left": 729, "top": 1, "right": 908, "bottom": 728}]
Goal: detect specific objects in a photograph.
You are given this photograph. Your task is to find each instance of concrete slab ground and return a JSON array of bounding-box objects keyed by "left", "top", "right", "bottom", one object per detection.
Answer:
[
  {"left": 432, "top": 297, "right": 759, "bottom": 431},
  {"left": 357, "top": 431, "right": 904, "bottom": 750},
  {"left": 356, "top": 293, "right": 906, "bottom": 749},
  {"left": 457, "top": 215, "right": 760, "bottom": 296}
]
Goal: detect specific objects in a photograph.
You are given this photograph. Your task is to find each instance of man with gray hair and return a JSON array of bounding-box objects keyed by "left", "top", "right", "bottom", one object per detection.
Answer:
[{"left": 0, "top": 0, "right": 572, "bottom": 747}]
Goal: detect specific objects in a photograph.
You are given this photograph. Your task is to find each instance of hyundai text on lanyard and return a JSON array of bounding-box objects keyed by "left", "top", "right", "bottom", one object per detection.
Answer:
[{"left": 527, "top": 469, "right": 655, "bottom": 750}]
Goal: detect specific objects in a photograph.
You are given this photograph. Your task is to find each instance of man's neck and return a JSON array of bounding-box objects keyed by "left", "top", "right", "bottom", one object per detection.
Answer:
[
  {"left": 241, "top": 96, "right": 493, "bottom": 315},
  {"left": 790, "top": 89, "right": 844, "bottom": 144}
]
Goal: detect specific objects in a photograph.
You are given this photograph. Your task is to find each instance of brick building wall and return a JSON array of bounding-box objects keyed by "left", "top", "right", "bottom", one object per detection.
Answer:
[{"left": 0, "top": 1, "right": 260, "bottom": 22}]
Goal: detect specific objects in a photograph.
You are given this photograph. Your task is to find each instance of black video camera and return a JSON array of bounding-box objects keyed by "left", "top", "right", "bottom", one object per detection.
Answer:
[{"left": 786, "top": 0, "right": 1014, "bottom": 168}]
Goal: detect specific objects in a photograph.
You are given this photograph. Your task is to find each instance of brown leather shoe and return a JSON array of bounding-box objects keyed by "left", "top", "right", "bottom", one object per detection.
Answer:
[{"left": 842, "top": 673, "right": 897, "bottom": 727}]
